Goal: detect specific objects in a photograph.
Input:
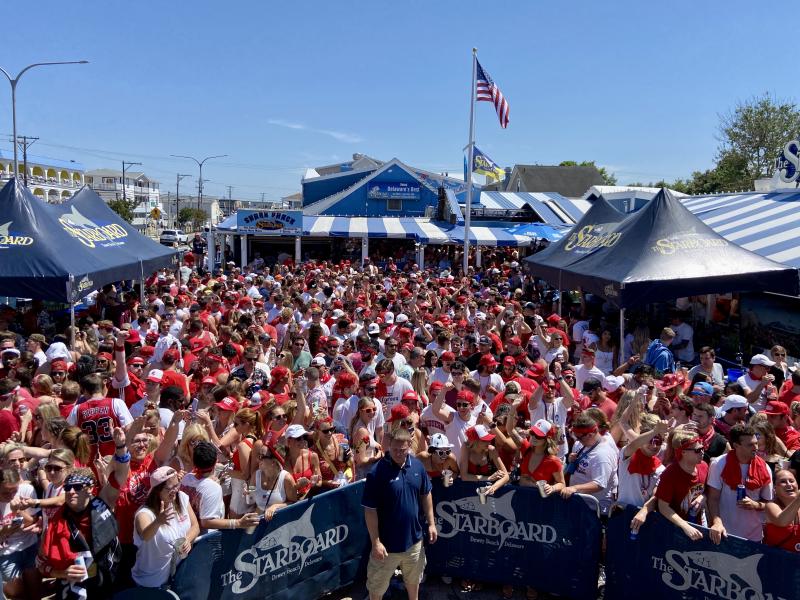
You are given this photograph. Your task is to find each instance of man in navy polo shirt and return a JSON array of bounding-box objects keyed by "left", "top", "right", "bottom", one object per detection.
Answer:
[{"left": 362, "top": 427, "right": 436, "bottom": 600}]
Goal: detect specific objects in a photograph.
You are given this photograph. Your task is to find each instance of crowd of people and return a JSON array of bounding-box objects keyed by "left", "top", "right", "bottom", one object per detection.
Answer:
[{"left": 0, "top": 248, "right": 799, "bottom": 600}]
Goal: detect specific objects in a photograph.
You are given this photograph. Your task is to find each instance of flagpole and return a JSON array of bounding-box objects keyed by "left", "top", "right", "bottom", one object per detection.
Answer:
[{"left": 463, "top": 47, "right": 478, "bottom": 276}]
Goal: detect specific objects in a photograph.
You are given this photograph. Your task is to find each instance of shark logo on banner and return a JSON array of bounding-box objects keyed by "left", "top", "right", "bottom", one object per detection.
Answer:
[
  {"left": 436, "top": 490, "right": 557, "bottom": 550},
  {"left": 650, "top": 550, "right": 785, "bottom": 599},
  {"left": 58, "top": 207, "right": 128, "bottom": 249},
  {"left": 222, "top": 505, "right": 349, "bottom": 595},
  {"left": 0, "top": 220, "right": 33, "bottom": 247}
]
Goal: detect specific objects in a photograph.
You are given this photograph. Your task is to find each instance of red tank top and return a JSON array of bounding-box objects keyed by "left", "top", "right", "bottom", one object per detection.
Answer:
[
  {"left": 764, "top": 521, "right": 800, "bottom": 553},
  {"left": 76, "top": 397, "right": 122, "bottom": 459},
  {"left": 232, "top": 437, "right": 255, "bottom": 471}
]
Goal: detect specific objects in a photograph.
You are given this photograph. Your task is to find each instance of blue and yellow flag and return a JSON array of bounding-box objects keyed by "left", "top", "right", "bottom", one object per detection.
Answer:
[{"left": 470, "top": 146, "right": 505, "bottom": 181}]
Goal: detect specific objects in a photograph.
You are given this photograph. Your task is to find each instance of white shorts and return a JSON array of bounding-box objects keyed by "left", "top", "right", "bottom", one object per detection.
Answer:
[{"left": 229, "top": 478, "right": 254, "bottom": 515}]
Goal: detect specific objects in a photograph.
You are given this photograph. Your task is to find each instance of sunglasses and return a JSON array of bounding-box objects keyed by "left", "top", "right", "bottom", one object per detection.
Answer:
[
  {"left": 432, "top": 449, "right": 450, "bottom": 457},
  {"left": 64, "top": 483, "right": 89, "bottom": 493},
  {"left": 774, "top": 353, "right": 786, "bottom": 357},
  {"left": 456, "top": 402, "right": 470, "bottom": 409},
  {"left": 319, "top": 428, "right": 334, "bottom": 434},
  {"left": 399, "top": 420, "right": 413, "bottom": 428},
  {"left": 361, "top": 407, "right": 376, "bottom": 414},
  {"left": 685, "top": 447, "right": 704, "bottom": 454},
  {"left": 45, "top": 464, "right": 64, "bottom": 473},
  {"left": 271, "top": 414, "right": 287, "bottom": 421},
  {"left": 51, "top": 371, "right": 66, "bottom": 377},
  {"left": 259, "top": 453, "right": 276, "bottom": 460},
  {"left": 364, "top": 386, "right": 377, "bottom": 392}
]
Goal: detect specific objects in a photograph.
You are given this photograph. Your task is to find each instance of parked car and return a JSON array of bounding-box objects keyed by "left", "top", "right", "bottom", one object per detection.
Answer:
[{"left": 159, "top": 229, "right": 188, "bottom": 246}]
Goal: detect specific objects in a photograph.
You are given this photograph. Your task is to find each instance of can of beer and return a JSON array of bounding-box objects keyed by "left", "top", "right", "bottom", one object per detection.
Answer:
[
  {"left": 442, "top": 469, "right": 453, "bottom": 488},
  {"left": 736, "top": 484, "right": 746, "bottom": 502},
  {"left": 629, "top": 530, "right": 638, "bottom": 541}
]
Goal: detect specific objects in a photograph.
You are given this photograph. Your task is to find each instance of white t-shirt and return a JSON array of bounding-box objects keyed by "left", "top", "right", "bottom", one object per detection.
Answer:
[
  {"left": 130, "top": 400, "right": 174, "bottom": 429},
  {"left": 420, "top": 404, "right": 451, "bottom": 438},
  {"left": 376, "top": 377, "right": 414, "bottom": 422},
  {"left": 0, "top": 482, "right": 39, "bottom": 553},
  {"left": 688, "top": 363, "right": 725, "bottom": 387},
  {"left": 616, "top": 447, "right": 665, "bottom": 508},
  {"left": 470, "top": 371, "right": 504, "bottom": 403},
  {"left": 672, "top": 322, "right": 694, "bottom": 363},
  {"left": 332, "top": 394, "right": 384, "bottom": 438},
  {"left": 445, "top": 411, "right": 476, "bottom": 457},
  {"left": 737, "top": 373, "right": 771, "bottom": 412},
  {"left": 569, "top": 438, "right": 619, "bottom": 514},
  {"left": 132, "top": 491, "right": 192, "bottom": 588},
  {"left": 377, "top": 352, "right": 407, "bottom": 374},
  {"left": 529, "top": 398, "right": 569, "bottom": 459},
  {"left": 576, "top": 364, "right": 605, "bottom": 392},
  {"left": 180, "top": 473, "right": 224, "bottom": 533},
  {"left": 707, "top": 454, "right": 773, "bottom": 542},
  {"left": 430, "top": 367, "right": 452, "bottom": 386}
]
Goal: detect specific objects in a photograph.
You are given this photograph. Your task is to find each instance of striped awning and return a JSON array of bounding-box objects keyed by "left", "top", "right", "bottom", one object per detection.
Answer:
[
  {"left": 462, "top": 191, "right": 585, "bottom": 225},
  {"left": 302, "top": 216, "right": 450, "bottom": 244},
  {"left": 680, "top": 191, "right": 800, "bottom": 268},
  {"left": 443, "top": 225, "right": 532, "bottom": 247}
]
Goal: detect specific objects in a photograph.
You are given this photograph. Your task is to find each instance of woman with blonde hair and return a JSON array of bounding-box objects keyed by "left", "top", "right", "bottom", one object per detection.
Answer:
[
  {"left": 411, "top": 368, "right": 430, "bottom": 406},
  {"left": 31, "top": 374, "right": 54, "bottom": 398},
  {"left": 229, "top": 408, "right": 263, "bottom": 517},
  {"left": 169, "top": 423, "right": 209, "bottom": 473},
  {"left": 350, "top": 397, "right": 383, "bottom": 480},
  {"left": 610, "top": 389, "right": 643, "bottom": 446}
]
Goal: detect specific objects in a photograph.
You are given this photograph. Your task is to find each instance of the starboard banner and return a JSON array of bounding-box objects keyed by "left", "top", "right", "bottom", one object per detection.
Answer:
[
  {"left": 172, "top": 482, "right": 370, "bottom": 600},
  {"left": 605, "top": 506, "right": 800, "bottom": 600},
  {"left": 426, "top": 480, "right": 602, "bottom": 600}
]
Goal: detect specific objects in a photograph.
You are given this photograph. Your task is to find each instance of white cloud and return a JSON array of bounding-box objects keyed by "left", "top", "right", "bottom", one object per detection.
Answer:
[{"left": 267, "top": 119, "right": 363, "bottom": 143}]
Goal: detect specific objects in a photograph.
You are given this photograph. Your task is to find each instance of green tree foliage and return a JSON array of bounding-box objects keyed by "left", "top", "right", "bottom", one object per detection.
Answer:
[
  {"left": 107, "top": 199, "right": 136, "bottom": 223},
  {"left": 559, "top": 160, "right": 617, "bottom": 185},
  {"left": 178, "top": 207, "right": 208, "bottom": 228},
  {"left": 718, "top": 93, "right": 800, "bottom": 181}
]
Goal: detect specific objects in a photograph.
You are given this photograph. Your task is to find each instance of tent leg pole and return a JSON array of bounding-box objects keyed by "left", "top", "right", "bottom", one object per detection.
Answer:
[
  {"left": 295, "top": 236, "right": 301, "bottom": 264},
  {"left": 558, "top": 271, "right": 563, "bottom": 315},
  {"left": 619, "top": 307, "right": 625, "bottom": 365},
  {"left": 139, "top": 278, "right": 145, "bottom": 305},
  {"left": 70, "top": 303, "right": 76, "bottom": 351},
  {"left": 475, "top": 246, "right": 482, "bottom": 268},
  {"left": 361, "top": 236, "right": 368, "bottom": 267}
]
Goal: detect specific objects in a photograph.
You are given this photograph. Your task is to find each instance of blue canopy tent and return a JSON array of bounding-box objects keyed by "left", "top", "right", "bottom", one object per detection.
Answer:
[
  {"left": 58, "top": 186, "right": 180, "bottom": 280},
  {"left": 0, "top": 178, "right": 144, "bottom": 303},
  {"left": 507, "top": 222, "right": 568, "bottom": 242}
]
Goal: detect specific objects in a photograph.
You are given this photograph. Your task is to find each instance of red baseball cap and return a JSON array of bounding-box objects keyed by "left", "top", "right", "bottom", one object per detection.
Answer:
[
  {"left": 503, "top": 356, "right": 516, "bottom": 367},
  {"left": 441, "top": 351, "right": 456, "bottom": 362},
  {"left": 479, "top": 354, "right": 498, "bottom": 368},
  {"left": 466, "top": 424, "right": 495, "bottom": 442},
  {"left": 215, "top": 396, "right": 239, "bottom": 412},
  {"left": 388, "top": 404, "right": 410, "bottom": 422},
  {"left": 765, "top": 401, "right": 790, "bottom": 417}
]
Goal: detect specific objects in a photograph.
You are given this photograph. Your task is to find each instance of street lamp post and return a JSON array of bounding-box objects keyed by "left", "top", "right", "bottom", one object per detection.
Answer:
[
  {"left": 121, "top": 160, "right": 142, "bottom": 204},
  {"left": 170, "top": 154, "right": 227, "bottom": 210},
  {"left": 0, "top": 61, "right": 88, "bottom": 178},
  {"left": 176, "top": 173, "right": 191, "bottom": 227}
]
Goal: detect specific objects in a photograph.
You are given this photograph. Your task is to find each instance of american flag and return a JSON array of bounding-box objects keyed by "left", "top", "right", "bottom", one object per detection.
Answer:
[{"left": 476, "top": 59, "right": 509, "bottom": 128}]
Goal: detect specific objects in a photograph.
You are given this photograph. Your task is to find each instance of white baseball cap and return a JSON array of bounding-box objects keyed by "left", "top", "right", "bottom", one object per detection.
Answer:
[
  {"left": 428, "top": 433, "right": 453, "bottom": 449},
  {"left": 529, "top": 419, "right": 553, "bottom": 438},
  {"left": 383, "top": 312, "right": 395, "bottom": 324},
  {"left": 603, "top": 375, "right": 625, "bottom": 393},
  {"left": 395, "top": 314, "right": 409, "bottom": 324},
  {"left": 720, "top": 394, "right": 748, "bottom": 413},
  {"left": 750, "top": 354, "right": 776, "bottom": 368},
  {"left": 285, "top": 424, "right": 312, "bottom": 439}
]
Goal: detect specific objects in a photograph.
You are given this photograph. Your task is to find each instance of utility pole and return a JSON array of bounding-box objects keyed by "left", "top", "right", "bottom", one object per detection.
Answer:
[
  {"left": 226, "top": 185, "right": 233, "bottom": 215},
  {"left": 121, "top": 160, "right": 142, "bottom": 205},
  {"left": 176, "top": 173, "right": 190, "bottom": 227},
  {"left": 9, "top": 135, "right": 38, "bottom": 187},
  {"left": 261, "top": 192, "right": 265, "bottom": 203}
]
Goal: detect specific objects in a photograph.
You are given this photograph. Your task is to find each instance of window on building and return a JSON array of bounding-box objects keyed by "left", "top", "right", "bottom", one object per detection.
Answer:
[{"left": 387, "top": 198, "right": 402, "bottom": 211}]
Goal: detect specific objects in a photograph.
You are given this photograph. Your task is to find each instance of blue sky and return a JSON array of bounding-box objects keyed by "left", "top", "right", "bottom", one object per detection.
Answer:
[{"left": 1, "top": 1, "right": 795, "bottom": 201}]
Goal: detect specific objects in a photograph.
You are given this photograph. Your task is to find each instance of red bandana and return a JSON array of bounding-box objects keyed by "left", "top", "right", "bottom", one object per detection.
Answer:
[
  {"left": 720, "top": 450, "right": 771, "bottom": 491},
  {"left": 627, "top": 449, "right": 661, "bottom": 476}
]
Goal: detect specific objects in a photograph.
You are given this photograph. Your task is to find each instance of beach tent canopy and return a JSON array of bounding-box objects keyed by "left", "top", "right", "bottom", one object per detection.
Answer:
[
  {"left": 524, "top": 189, "right": 799, "bottom": 308},
  {"left": 0, "top": 179, "right": 178, "bottom": 302}
]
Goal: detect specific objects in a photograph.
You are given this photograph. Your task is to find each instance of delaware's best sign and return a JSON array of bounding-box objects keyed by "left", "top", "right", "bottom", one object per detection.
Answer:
[
  {"left": 775, "top": 140, "right": 800, "bottom": 183},
  {"left": 367, "top": 182, "right": 421, "bottom": 201},
  {"left": 237, "top": 210, "right": 302, "bottom": 235}
]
